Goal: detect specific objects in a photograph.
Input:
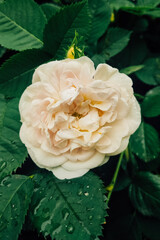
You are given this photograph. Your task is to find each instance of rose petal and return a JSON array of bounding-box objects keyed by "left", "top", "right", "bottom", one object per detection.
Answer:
[
  {"left": 52, "top": 167, "right": 89, "bottom": 180},
  {"left": 62, "top": 151, "right": 105, "bottom": 170}
]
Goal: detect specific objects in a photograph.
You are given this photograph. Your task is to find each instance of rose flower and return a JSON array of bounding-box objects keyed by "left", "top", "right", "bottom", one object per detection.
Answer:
[{"left": 19, "top": 57, "right": 141, "bottom": 179}]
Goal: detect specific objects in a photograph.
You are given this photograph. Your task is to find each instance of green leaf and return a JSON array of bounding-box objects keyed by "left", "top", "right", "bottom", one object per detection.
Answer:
[
  {"left": 29, "top": 171, "right": 107, "bottom": 240},
  {"left": 120, "top": 65, "right": 144, "bottom": 75},
  {"left": 129, "top": 172, "right": 160, "bottom": 219},
  {"left": 44, "top": 1, "right": 90, "bottom": 59},
  {"left": 88, "top": 0, "right": 111, "bottom": 43},
  {"left": 137, "top": 0, "right": 160, "bottom": 7},
  {"left": 0, "top": 0, "right": 46, "bottom": 51},
  {"left": 141, "top": 86, "right": 160, "bottom": 118},
  {"left": 110, "top": 37, "right": 148, "bottom": 70},
  {"left": 103, "top": 28, "right": 132, "bottom": 61},
  {"left": 0, "top": 175, "right": 33, "bottom": 240},
  {"left": 0, "top": 95, "right": 27, "bottom": 180},
  {"left": 0, "top": 50, "right": 51, "bottom": 97},
  {"left": 41, "top": 3, "right": 60, "bottom": 21},
  {"left": 122, "top": 6, "right": 160, "bottom": 18},
  {"left": 130, "top": 122, "right": 160, "bottom": 162},
  {"left": 108, "top": 0, "right": 135, "bottom": 10}
]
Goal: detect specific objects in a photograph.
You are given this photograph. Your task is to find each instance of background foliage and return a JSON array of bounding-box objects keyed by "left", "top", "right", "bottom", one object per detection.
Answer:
[{"left": 0, "top": 0, "right": 159, "bottom": 239}]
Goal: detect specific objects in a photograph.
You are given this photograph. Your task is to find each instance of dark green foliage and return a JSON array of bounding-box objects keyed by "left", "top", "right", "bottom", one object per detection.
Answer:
[
  {"left": 29, "top": 171, "right": 107, "bottom": 240},
  {"left": 138, "top": 215, "right": 160, "bottom": 240},
  {"left": 0, "top": 95, "right": 27, "bottom": 180},
  {"left": 129, "top": 172, "right": 160, "bottom": 218},
  {"left": 130, "top": 122, "right": 159, "bottom": 162},
  {"left": 88, "top": 0, "right": 111, "bottom": 44},
  {"left": 120, "top": 65, "right": 144, "bottom": 75},
  {"left": 141, "top": 86, "right": 160, "bottom": 117},
  {"left": 0, "top": 50, "right": 51, "bottom": 97},
  {"left": 0, "top": 175, "right": 33, "bottom": 240},
  {"left": 41, "top": 3, "right": 61, "bottom": 20},
  {"left": 136, "top": 58, "right": 160, "bottom": 85},
  {"left": 44, "top": 1, "right": 90, "bottom": 59},
  {"left": 0, "top": 0, "right": 159, "bottom": 239},
  {"left": 92, "top": 28, "right": 132, "bottom": 65},
  {"left": 0, "top": 0, "right": 46, "bottom": 51}
]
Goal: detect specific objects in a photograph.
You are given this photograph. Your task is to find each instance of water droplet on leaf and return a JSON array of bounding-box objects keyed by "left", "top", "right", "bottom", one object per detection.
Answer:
[
  {"left": 66, "top": 223, "right": 74, "bottom": 234},
  {"left": 84, "top": 192, "right": 89, "bottom": 196},
  {"left": 62, "top": 208, "right": 70, "bottom": 220},
  {"left": 78, "top": 189, "right": 83, "bottom": 196}
]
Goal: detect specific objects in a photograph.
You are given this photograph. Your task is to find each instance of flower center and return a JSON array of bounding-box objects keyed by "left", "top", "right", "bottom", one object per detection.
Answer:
[{"left": 72, "top": 112, "right": 82, "bottom": 119}]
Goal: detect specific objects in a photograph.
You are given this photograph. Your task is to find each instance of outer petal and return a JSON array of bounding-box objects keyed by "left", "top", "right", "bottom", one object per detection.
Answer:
[
  {"left": 96, "top": 119, "right": 129, "bottom": 154},
  {"left": 94, "top": 64, "right": 132, "bottom": 88},
  {"left": 107, "top": 136, "right": 129, "bottom": 156},
  {"left": 62, "top": 152, "right": 105, "bottom": 170},
  {"left": 125, "top": 96, "right": 141, "bottom": 134},
  {"left": 28, "top": 147, "right": 67, "bottom": 168},
  {"left": 52, "top": 167, "right": 89, "bottom": 180}
]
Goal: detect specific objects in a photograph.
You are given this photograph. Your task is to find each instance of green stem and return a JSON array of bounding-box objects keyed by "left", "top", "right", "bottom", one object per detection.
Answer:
[{"left": 106, "top": 151, "right": 124, "bottom": 204}]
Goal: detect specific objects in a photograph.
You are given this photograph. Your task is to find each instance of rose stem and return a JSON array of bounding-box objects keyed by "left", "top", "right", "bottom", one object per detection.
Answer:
[{"left": 106, "top": 151, "right": 124, "bottom": 205}]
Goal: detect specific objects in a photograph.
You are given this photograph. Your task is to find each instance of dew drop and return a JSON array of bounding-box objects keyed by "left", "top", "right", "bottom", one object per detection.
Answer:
[
  {"left": 62, "top": 208, "right": 70, "bottom": 220},
  {"left": 12, "top": 204, "right": 15, "bottom": 208},
  {"left": 11, "top": 158, "right": 15, "bottom": 162},
  {"left": 88, "top": 215, "right": 93, "bottom": 220},
  {"left": 86, "top": 185, "right": 90, "bottom": 188},
  {"left": 49, "top": 196, "right": 53, "bottom": 200},
  {"left": 84, "top": 192, "right": 89, "bottom": 196},
  {"left": 66, "top": 223, "right": 74, "bottom": 234},
  {"left": 78, "top": 189, "right": 83, "bottom": 196}
]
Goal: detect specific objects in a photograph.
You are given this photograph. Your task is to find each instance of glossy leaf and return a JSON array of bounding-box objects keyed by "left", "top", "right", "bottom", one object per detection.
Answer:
[
  {"left": 141, "top": 86, "right": 160, "bottom": 117},
  {"left": 44, "top": 1, "right": 90, "bottom": 59},
  {"left": 0, "top": 175, "right": 33, "bottom": 240},
  {"left": 88, "top": 0, "right": 111, "bottom": 43},
  {"left": 137, "top": 0, "right": 160, "bottom": 7},
  {"left": 130, "top": 122, "right": 159, "bottom": 162},
  {"left": 41, "top": 3, "right": 60, "bottom": 20},
  {"left": 120, "top": 65, "right": 144, "bottom": 75},
  {"left": 136, "top": 58, "right": 160, "bottom": 85},
  {"left": 0, "top": 95, "right": 27, "bottom": 180},
  {"left": 129, "top": 172, "right": 160, "bottom": 219},
  {"left": 108, "top": 0, "right": 135, "bottom": 10},
  {"left": 29, "top": 171, "right": 107, "bottom": 240},
  {"left": 0, "top": 0, "right": 46, "bottom": 51},
  {"left": 103, "top": 28, "right": 132, "bottom": 61},
  {"left": 0, "top": 50, "right": 51, "bottom": 97}
]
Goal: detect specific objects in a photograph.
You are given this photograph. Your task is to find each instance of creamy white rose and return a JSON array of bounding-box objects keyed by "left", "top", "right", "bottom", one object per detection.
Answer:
[{"left": 19, "top": 56, "right": 141, "bottom": 179}]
